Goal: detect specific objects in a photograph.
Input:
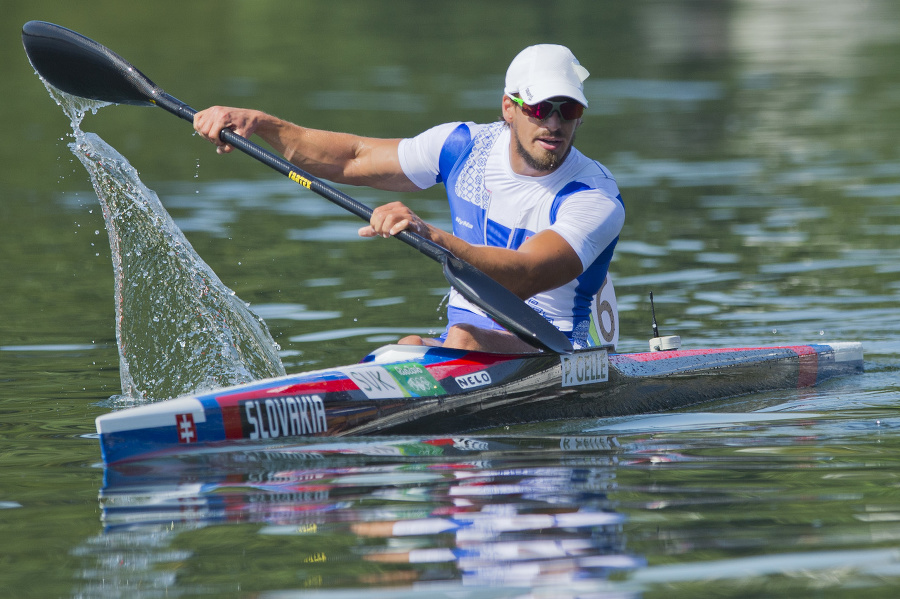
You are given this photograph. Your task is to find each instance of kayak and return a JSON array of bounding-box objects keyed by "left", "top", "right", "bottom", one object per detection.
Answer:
[
  {"left": 96, "top": 341, "right": 864, "bottom": 464},
  {"left": 18, "top": 23, "right": 866, "bottom": 465}
]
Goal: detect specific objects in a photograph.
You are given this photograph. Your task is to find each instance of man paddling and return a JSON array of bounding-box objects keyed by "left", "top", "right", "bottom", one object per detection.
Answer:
[{"left": 194, "top": 44, "right": 624, "bottom": 353}]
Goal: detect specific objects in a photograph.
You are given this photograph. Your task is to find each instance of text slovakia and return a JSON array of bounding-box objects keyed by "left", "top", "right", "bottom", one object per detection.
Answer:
[{"left": 242, "top": 394, "right": 328, "bottom": 439}]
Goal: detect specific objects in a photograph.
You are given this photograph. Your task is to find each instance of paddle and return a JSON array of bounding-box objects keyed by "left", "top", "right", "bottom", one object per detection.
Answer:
[{"left": 22, "top": 20, "right": 573, "bottom": 354}]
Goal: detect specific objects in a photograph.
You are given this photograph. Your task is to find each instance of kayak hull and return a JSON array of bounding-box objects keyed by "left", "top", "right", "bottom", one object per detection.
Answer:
[{"left": 96, "top": 342, "right": 864, "bottom": 464}]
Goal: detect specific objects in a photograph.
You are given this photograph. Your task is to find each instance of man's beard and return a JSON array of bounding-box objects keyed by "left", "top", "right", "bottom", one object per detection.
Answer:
[{"left": 512, "top": 124, "right": 574, "bottom": 173}]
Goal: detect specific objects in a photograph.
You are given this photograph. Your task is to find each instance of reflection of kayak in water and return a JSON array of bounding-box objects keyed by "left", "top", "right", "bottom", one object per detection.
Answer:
[
  {"left": 98, "top": 432, "right": 643, "bottom": 590},
  {"left": 96, "top": 341, "right": 863, "bottom": 464}
]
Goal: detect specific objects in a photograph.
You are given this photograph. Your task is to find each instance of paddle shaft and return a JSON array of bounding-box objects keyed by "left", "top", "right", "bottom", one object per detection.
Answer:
[{"left": 154, "top": 93, "right": 447, "bottom": 263}]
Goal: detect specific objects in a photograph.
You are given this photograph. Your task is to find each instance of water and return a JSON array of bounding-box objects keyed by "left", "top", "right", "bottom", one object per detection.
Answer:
[
  {"left": 70, "top": 125, "right": 284, "bottom": 402},
  {"left": 40, "top": 81, "right": 285, "bottom": 403},
  {"left": 4, "top": 0, "right": 900, "bottom": 596}
]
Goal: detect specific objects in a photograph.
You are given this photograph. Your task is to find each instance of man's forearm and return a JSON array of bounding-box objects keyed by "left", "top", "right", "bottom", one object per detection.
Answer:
[{"left": 426, "top": 226, "right": 582, "bottom": 300}]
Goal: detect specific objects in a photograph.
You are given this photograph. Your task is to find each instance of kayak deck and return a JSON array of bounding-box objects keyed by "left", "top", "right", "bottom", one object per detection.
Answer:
[{"left": 96, "top": 342, "right": 864, "bottom": 464}]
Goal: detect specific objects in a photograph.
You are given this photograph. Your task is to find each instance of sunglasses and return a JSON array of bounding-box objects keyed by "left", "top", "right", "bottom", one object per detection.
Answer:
[{"left": 507, "top": 94, "right": 585, "bottom": 121}]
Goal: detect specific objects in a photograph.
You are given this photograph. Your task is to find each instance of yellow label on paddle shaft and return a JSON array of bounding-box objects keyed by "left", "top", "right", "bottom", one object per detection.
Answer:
[{"left": 289, "top": 171, "right": 312, "bottom": 189}]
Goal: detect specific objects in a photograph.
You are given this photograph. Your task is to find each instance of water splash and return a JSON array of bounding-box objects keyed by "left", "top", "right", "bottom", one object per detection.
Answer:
[{"left": 46, "top": 83, "right": 285, "bottom": 402}]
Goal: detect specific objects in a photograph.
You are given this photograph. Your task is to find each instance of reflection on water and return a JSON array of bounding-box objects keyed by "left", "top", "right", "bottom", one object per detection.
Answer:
[
  {"left": 74, "top": 408, "right": 900, "bottom": 597},
  {"left": 81, "top": 436, "right": 640, "bottom": 597}
]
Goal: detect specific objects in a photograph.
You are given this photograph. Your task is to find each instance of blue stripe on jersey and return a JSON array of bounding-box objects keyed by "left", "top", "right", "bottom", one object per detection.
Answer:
[
  {"left": 485, "top": 218, "right": 535, "bottom": 249},
  {"left": 571, "top": 192, "right": 625, "bottom": 324},
  {"left": 437, "top": 123, "right": 472, "bottom": 185},
  {"left": 438, "top": 123, "right": 489, "bottom": 243},
  {"left": 485, "top": 219, "right": 510, "bottom": 247},
  {"left": 574, "top": 238, "right": 618, "bottom": 317},
  {"left": 550, "top": 186, "right": 625, "bottom": 324},
  {"left": 549, "top": 181, "right": 590, "bottom": 224},
  {"left": 507, "top": 226, "right": 534, "bottom": 249}
]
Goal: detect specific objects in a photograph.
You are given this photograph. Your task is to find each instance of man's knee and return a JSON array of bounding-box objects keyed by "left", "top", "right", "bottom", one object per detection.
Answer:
[
  {"left": 443, "top": 324, "right": 539, "bottom": 353},
  {"left": 398, "top": 335, "right": 444, "bottom": 347},
  {"left": 444, "top": 324, "right": 480, "bottom": 351}
]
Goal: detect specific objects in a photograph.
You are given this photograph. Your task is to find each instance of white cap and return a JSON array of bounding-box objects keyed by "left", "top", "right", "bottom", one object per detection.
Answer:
[{"left": 504, "top": 44, "right": 590, "bottom": 107}]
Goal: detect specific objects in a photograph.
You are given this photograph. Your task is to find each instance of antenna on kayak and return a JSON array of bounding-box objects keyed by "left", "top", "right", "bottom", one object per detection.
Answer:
[
  {"left": 648, "top": 291, "right": 682, "bottom": 352},
  {"left": 650, "top": 291, "right": 661, "bottom": 338}
]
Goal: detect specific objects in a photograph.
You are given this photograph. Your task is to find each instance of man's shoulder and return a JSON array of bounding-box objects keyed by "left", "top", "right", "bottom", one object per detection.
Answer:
[
  {"left": 410, "top": 121, "right": 490, "bottom": 141},
  {"left": 563, "top": 148, "right": 618, "bottom": 188},
  {"left": 403, "top": 121, "right": 490, "bottom": 159}
]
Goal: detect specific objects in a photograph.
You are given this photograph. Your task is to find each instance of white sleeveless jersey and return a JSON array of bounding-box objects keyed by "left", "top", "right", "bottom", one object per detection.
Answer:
[{"left": 399, "top": 121, "right": 624, "bottom": 349}]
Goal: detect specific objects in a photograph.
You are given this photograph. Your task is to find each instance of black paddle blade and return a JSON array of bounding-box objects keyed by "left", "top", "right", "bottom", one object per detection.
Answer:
[
  {"left": 22, "top": 21, "right": 158, "bottom": 106},
  {"left": 442, "top": 255, "right": 573, "bottom": 354}
]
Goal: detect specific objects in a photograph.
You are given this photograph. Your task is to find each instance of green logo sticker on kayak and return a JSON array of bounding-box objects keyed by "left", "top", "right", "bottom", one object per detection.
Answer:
[{"left": 384, "top": 362, "right": 444, "bottom": 397}]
